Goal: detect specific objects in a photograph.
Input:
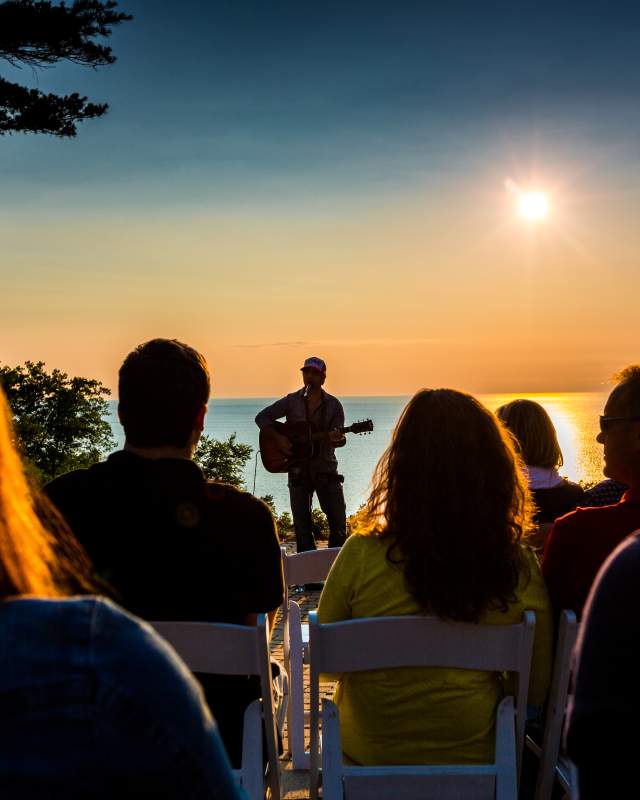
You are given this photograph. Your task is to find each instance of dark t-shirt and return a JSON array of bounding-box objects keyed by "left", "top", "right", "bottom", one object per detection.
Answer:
[
  {"left": 532, "top": 480, "right": 585, "bottom": 524},
  {"left": 45, "top": 450, "right": 284, "bottom": 766}
]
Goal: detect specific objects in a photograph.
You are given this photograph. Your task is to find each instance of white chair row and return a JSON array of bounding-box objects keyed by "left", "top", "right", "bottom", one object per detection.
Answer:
[
  {"left": 526, "top": 609, "right": 579, "bottom": 800},
  {"left": 280, "top": 545, "right": 341, "bottom": 769},
  {"left": 151, "top": 615, "right": 287, "bottom": 800},
  {"left": 151, "top": 548, "right": 579, "bottom": 800}
]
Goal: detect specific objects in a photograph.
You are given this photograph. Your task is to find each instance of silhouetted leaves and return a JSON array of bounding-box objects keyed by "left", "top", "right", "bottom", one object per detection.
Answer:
[
  {"left": 0, "top": 0, "right": 131, "bottom": 136},
  {"left": 0, "top": 360, "right": 116, "bottom": 482},
  {"left": 194, "top": 433, "right": 253, "bottom": 487}
]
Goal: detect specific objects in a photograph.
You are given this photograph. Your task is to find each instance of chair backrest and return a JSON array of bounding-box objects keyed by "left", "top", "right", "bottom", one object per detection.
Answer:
[
  {"left": 308, "top": 610, "right": 535, "bottom": 796},
  {"left": 533, "top": 610, "right": 578, "bottom": 800},
  {"left": 281, "top": 546, "right": 341, "bottom": 608},
  {"left": 151, "top": 615, "right": 280, "bottom": 800}
]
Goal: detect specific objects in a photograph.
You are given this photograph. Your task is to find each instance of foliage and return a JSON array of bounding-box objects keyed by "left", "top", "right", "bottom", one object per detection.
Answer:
[
  {"left": 194, "top": 433, "right": 253, "bottom": 487},
  {"left": 0, "top": 0, "right": 131, "bottom": 136},
  {"left": 0, "top": 360, "right": 115, "bottom": 483},
  {"left": 311, "top": 508, "right": 329, "bottom": 539},
  {"left": 276, "top": 509, "right": 294, "bottom": 539}
]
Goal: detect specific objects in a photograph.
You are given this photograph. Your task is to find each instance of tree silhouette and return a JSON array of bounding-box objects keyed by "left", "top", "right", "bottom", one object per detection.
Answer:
[
  {"left": 0, "top": 0, "right": 131, "bottom": 136},
  {"left": 0, "top": 360, "right": 116, "bottom": 483}
]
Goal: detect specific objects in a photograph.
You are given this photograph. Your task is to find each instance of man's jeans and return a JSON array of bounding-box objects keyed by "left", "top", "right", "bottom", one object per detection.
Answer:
[{"left": 288, "top": 468, "right": 347, "bottom": 551}]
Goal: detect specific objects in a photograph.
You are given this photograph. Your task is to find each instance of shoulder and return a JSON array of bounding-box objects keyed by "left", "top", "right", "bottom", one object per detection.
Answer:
[
  {"left": 551, "top": 501, "right": 619, "bottom": 536},
  {"left": 204, "top": 482, "right": 273, "bottom": 520},
  {"left": 44, "top": 467, "right": 93, "bottom": 498},
  {"left": 324, "top": 391, "right": 343, "bottom": 406},
  {"left": 559, "top": 479, "right": 586, "bottom": 499},
  {"left": 336, "top": 533, "right": 387, "bottom": 565},
  {"left": 90, "top": 598, "right": 212, "bottom": 726},
  {"left": 203, "top": 483, "right": 278, "bottom": 543}
]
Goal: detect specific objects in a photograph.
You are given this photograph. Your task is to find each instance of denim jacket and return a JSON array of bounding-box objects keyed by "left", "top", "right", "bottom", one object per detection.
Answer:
[{"left": 0, "top": 596, "right": 244, "bottom": 799}]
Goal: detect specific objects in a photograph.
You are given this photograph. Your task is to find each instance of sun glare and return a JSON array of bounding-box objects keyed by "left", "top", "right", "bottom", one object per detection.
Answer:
[{"left": 518, "top": 191, "right": 550, "bottom": 222}]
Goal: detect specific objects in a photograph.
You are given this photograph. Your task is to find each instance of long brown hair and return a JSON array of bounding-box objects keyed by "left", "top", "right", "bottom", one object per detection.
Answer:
[
  {"left": 0, "top": 388, "right": 94, "bottom": 599},
  {"left": 362, "top": 388, "right": 532, "bottom": 622}
]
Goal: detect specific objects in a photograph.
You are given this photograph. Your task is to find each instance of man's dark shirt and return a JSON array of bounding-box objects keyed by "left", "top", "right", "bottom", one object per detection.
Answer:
[
  {"left": 45, "top": 450, "right": 284, "bottom": 766},
  {"left": 255, "top": 388, "right": 345, "bottom": 473}
]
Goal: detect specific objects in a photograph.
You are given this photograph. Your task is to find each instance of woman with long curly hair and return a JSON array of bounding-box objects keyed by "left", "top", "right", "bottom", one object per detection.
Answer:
[
  {"left": 318, "top": 388, "right": 552, "bottom": 766},
  {"left": 0, "top": 386, "right": 241, "bottom": 799}
]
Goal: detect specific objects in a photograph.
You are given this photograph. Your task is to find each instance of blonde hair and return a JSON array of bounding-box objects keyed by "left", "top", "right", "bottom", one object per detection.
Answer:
[
  {"left": 0, "top": 388, "right": 92, "bottom": 598},
  {"left": 496, "top": 399, "right": 563, "bottom": 470}
]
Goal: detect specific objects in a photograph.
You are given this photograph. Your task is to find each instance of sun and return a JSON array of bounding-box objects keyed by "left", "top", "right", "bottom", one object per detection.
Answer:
[{"left": 518, "top": 191, "right": 550, "bottom": 221}]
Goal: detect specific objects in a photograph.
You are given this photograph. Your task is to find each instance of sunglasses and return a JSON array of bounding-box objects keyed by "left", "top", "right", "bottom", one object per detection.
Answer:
[{"left": 599, "top": 415, "right": 640, "bottom": 433}]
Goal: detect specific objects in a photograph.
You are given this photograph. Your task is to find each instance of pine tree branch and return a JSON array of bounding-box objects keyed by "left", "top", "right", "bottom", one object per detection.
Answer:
[
  {"left": 0, "top": 75, "right": 107, "bottom": 136},
  {"left": 0, "top": 0, "right": 132, "bottom": 68}
]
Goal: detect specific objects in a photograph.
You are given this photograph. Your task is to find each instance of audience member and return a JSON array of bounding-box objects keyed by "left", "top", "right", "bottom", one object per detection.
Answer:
[
  {"left": 0, "top": 387, "right": 240, "bottom": 798},
  {"left": 582, "top": 477, "right": 627, "bottom": 507},
  {"left": 318, "top": 388, "right": 552, "bottom": 766},
  {"left": 496, "top": 399, "right": 584, "bottom": 525},
  {"left": 45, "top": 338, "right": 283, "bottom": 766},
  {"left": 565, "top": 531, "right": 640, "bottom": 798},
  {"left": 542, "top": 365, "right": 640, "bottom": 620}
]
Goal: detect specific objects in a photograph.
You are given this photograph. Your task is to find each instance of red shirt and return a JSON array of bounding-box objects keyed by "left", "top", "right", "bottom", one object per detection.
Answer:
[{"left": 542, "top": 489, "right": 640, "bottom": 620}]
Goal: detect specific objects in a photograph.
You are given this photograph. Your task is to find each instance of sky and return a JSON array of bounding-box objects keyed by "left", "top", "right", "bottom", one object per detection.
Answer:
[{"left": 1, "top": 0, "right": 640, "bottom": 397}]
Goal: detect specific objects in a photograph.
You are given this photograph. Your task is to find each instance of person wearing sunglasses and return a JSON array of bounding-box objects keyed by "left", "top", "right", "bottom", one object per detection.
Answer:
[{"left": 541, "top": 364, "right": 640, "bottom": 621}]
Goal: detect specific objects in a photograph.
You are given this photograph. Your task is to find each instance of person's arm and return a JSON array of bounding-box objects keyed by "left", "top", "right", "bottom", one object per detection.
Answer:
[
  {"left": 317, "top": 537, "right": 360, "bottom": 681},
  {"left": 541, "top": 519, "right": 577, "bottom": 622},
  {"left": 95, "top": 599, "right": 245, "bottom": 800},
  {"left": 255, "top": 396, "right": 290, "bottom": 429},
  {"left": 243, "top": 497, "right": 285, "bottom": 635},
  {"left": 317, "top": 536, "right": 359, "bottom": 623},
  {"left": 521, "top": 550, "right": 553, "bottom": 706},
  {"left": 327, "top": 399, "right": 347, "bottom": 448}
]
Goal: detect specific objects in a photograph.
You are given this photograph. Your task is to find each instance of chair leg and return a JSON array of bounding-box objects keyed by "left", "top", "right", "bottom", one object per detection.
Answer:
[
  {"left": 287, "top": 601, "right": 309, "bottom": 770},
  {"left": 494, "top": 696, "right": 518, "bottom": 800},
  {"left": 321, "top": 700, "right": 343, "bottom": 800},
  {"left": 240, "top": 700, "right": 264, "bottom": 800}
]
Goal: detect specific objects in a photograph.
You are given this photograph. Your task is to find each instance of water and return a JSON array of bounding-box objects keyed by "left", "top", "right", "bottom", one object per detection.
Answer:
[{"left": 107, "top": 392, "right": 608, "bottom": 516}]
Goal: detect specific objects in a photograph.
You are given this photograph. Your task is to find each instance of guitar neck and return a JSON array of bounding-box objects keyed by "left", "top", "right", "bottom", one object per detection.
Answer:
[{"left": 309, "top": 425, "right": 350, "bottom": 442}]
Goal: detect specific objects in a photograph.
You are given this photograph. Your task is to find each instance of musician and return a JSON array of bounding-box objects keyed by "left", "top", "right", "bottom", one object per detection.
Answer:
[{"left": 255, "top": 357, "right": 347, "bottom": 552}]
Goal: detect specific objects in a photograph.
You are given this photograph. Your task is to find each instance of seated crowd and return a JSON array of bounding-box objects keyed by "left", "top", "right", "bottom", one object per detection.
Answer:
[{"left": 0, "top": 336, "right": 638, "bottom": 797}]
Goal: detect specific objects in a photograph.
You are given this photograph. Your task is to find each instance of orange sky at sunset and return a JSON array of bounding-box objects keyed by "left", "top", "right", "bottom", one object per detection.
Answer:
[
  {"left": 2, "top": 173, "right": 637, "bottom": 398},
  {"left": 3, "top": 3, "right": 640, "bottom": 398}
]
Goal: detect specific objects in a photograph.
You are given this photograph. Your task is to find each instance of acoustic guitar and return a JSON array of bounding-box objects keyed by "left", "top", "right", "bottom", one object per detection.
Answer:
[{"left": 259, "top": 419, "right": 374, "bottom": 473}]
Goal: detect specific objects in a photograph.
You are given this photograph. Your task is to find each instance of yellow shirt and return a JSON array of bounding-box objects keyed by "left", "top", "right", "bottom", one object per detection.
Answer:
[{"left": 317, "top": 534, "right": 552, "bottom": 766}]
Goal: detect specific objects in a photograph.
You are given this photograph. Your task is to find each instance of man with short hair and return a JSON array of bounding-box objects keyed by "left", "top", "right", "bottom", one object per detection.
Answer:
[
  {"left": 542, "top": 364, "right": 640, "bottom": 620},
  {"left": 256, "top": 356, "right": 347, "bottom": 552},
  {"left": 46, "top": 338, "right": 283, "bottom": 767}
]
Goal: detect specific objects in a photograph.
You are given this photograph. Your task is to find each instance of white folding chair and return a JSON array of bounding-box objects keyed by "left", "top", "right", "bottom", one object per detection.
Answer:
[
  {"left": 308, "top": 610, "right": 536, "bottom": 800},
  {"left": 151, "top": 615, "right": 287, "bottom": 800},
  {"left": 526, "top": 609, "right": 579, "bottom": 800},
  {"left": 280, "top": 545, "right": 341, "bottom": 769}
]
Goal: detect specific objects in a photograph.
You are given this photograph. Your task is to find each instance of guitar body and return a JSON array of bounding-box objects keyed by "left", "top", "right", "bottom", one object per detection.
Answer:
[
  {"left": 259, "top": 418, "right": 374, "bottom": 474},
  {"left": 259, "top": 421, "right": 316, "bottom": 473}
]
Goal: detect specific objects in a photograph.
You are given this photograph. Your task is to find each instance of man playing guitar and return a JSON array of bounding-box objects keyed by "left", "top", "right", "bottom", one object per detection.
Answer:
[{"left": 255, "top": 357, "right": 347, "bottom": 552}]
